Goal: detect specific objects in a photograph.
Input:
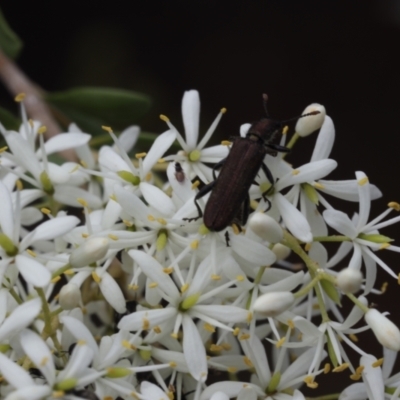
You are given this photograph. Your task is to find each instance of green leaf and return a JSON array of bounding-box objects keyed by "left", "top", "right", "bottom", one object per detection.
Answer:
[
  {"left": 45, "top": 87, "right": 151, "bottom": 135},
  {"left": 0, "top": 8, "right": 23, "bottom": 59},
  {"left": 0, "top": 105, "right": 20, "bottom": 131}
]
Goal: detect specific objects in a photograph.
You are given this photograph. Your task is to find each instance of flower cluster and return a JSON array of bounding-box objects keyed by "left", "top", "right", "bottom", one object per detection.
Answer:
[{"left": 0, "top": 90, "right": 399, "bottom": 400}]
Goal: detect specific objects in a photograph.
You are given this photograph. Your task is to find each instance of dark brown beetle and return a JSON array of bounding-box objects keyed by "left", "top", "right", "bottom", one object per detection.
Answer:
[{"left": 186, "top": 94, "right": 320, "bottom": 232}]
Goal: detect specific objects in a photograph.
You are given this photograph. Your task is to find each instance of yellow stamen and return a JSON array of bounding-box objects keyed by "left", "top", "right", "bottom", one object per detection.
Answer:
[
  {"left": 276, "top": 337, "right": 286, "bottom": 348},
  {"left": 210, "top": 344, "right": 223, "bottom": 352},
  {"left": 153, "top": 326, "right": 161, "bottom": 334},
  {"left": 37, "top": 126, "right": 47, "bottom": 134},
  {"left": 372, "top": 358, "right": 384, "bottom": 368},
  {"left": 15, "top": 93, "right": 26, "bottom": 102},
  {"left": 204, "top": 323, "right": 215, "bottom": 333},
  {"left": 159, "top": 114, "right": 169, "bottom": 122},
  {"left": 332, "top": 363, "right": 349, "bottom": 372},
  {"left": 77, "top": 198, "right": 88, "bottom": 207},
  {"left": 190, "top": 240, "right": 199, "bottom": 249},
  {"left": 102, "top": 126, "right": 113, "bottom": 133},
  {"left": 313, "top": 182, "right": 325, "bottom": 190},
  {"left": 26, "top": 249, "right": 36, "bottom": 257},
  {"left": 358, "top": 176, "right": 369, "bottom": 186},
  {"left": 192, "top": 180, "right": 200, "bottom": 190},
  {"left": 181, "top": 283, "right": 189, "bottom": 293},
  {"left": 388, "top": 201, "right": 400, "bottom": 211}
]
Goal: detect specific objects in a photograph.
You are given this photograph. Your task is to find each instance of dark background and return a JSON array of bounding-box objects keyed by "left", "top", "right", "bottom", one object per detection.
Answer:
[{"left": 1, "top": 0, "right": 400, "bottom": 393}]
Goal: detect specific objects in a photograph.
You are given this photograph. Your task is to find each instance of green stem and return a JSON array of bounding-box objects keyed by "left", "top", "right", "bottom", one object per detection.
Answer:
[
  {"left": 8, "top": 287, "right": 23, "bottom": 304},
  {"left": 282, "top": 230, "right": 330, "bottom": 322},
  {"left": 294, "top": 275, "right": 320, "bottom": 298},
  {"left": 50, "top": 307, "right": 64, "bottom": 317},
  {"left": 282, "top": 132, "right": 300, "bottom": 158},
  {"left": 36, "top": 287, "right": 66, "bottom": 364},
  {"left": 254, "top": 265, "right": 267, "bottom": 285},
  {"left": 36, "top": 287, "right": 52, "bottom": 333},
  {"left": 313, "top": 235, "right": 351, "bottom": 243},
  {"left": 346, "top": 292, "right": 369, "bottom": 313}
]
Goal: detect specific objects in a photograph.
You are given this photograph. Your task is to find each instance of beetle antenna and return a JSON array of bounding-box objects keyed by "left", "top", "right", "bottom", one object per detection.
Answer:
[
  {"left": 262, "top": 93, "right": 270, "bottom": 117},
  {"left": 281, "top": 110, "right": 320, "bottom": 124}
]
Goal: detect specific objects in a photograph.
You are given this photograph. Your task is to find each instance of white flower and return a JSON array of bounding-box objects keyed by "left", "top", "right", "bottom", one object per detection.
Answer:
[
  {"left": 161, "top": 90, "right": 228, "bottom": 182},
  {"left": 118, "top": 250, "right": 249, "bottom": 382},
  {"left": 97, "top": 125, "right": 176, "bottom": 197},
  {"left": 324, "top": 171, "right": 400, "bottom": 292},
  {"left": 0, "top": 181, "right": 80, "bottom": 287}
]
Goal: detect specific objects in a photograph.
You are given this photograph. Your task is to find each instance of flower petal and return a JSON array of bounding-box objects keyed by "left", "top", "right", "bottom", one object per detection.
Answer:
[
  {"left": 182, "top": 90, "right": 200, "bottom": 148},
  {"left": 15, "top": 255, "right": 51, "bottom": 288},
  {"left": 276, "top": 193, "right": 313, "bottom": 242},
  {"left": 182, "top": 315, "right": 207, "bottom": 382},
  {"left": 311, "top": 115, "right": 335, "bottom": 161},
  {"left": 323, "top": 209, "right": 357, "bottom": 239},
  {"left": 142, "top": 129, "right": 176, "bottom": 176}
]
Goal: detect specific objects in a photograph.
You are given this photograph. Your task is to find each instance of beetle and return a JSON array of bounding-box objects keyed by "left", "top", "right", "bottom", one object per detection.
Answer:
[
  {"left": 185, "top": 94, "right": 320, "bottom": 232},
  {"left": 174, "top": 162, "right": 185, "bottom": 183}
]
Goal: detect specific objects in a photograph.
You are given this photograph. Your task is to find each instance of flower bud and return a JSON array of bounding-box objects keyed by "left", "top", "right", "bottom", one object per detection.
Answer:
[
  {"left": 210, "top": 392, "right": 230, "bottom": 400},
  {"left": 365, "top": 309, "right": 400, "bottom": 351},
  {"left": 59, "top": 283, "right": 81, "bottom": 310},
  {"left": 69, "top": 238, "right": 109, "bottom": 268},
  {"left": 254, "top": 291, "right": 295, "bottom": 317},
  {"left": 295, "top": 104, "right": 326, "bottom": 137},
  {"left": 248, "top": 213, "right": 283, "bottom": 243},
  {"left": 336, "top": 268, "right": 363, "bottom": 294},
  {"left": 272, "top": 243, "right": 291, "bottom": 260}
]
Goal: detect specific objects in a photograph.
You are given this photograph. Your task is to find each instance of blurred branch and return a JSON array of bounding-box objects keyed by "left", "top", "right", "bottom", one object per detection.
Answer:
[{"left": 0, "top": 47, "right": 76, "bottom": 161}]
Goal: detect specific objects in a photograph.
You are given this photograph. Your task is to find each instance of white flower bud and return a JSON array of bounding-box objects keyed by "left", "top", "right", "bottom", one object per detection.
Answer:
[
  {"left": 69, "top": 238, "right": 109, "bottom": 268},
  {"left": 59, "top": 283, "right": 81, "bottom": 310},
  {"left": 365, "top": 309, "right": 400, "bottom": 351},
  {"left": 210, "top": 392, "right": 230, "bottom": 400},
  {"left": 272, "top": 243, "right": 291, "bottom": 260},
  {"left": 254, "top": 291, "right": 295, "bottom": 317},
  {"left": 295, "top": 104, "right": 326, "bottom": 137},
  {"left": 248, "top": 213, "right": 283, "bottom": 243},
  {"left": 336, "top": 268, "right": 363, "bottom": 294}
]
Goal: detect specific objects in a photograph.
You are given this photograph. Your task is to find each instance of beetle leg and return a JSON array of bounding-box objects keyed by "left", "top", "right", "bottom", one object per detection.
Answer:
[
  {"left": 261, "top": 162, "right": 274, "bottom": 185},
  {"left": 241, "top": 193, "right": 250, "bottom": 226},
  {"left": 224, "top": 231, "right": 230, "bottom": 247},
  {"left": 260, "top": 162, "right": 273, "bottom": 212},
  {"left": 267, "top": 143, "right": 290, "bottom": 152},
  {"left": 183, "top": 180, "right": 216, "bottom": 222},
  {"left": 212, "top": 158, "right": 226, "bottom": 180}
]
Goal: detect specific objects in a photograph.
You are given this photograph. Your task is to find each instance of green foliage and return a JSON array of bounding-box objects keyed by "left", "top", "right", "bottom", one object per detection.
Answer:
[
  {"left": 0, "top": 8, "right": 23, "bottom": 59},
  {"left": 45, "top": 87, "right": 151, "bottom": 135},
  {"left": 0, "top": 105, "right": 20, "bottom": 130}
]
